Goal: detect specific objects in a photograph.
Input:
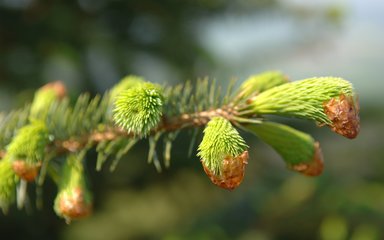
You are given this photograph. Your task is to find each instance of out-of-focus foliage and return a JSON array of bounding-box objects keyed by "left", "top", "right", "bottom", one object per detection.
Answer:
[
  {"left": 1, "top": 0, "right": 384, "bottom": 239},
  {"left": 0, "top": 0, "right": 278, "bottom": 94}
]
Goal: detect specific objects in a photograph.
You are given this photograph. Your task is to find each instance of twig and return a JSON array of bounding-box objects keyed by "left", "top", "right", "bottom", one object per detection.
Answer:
[{"left": 52, "top": 106, "right": 237, "bottom": 154}]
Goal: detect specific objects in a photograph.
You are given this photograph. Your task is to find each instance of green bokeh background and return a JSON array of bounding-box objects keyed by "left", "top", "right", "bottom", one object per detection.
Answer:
[{"left": 1, "top": 1, "right": 383, "bottom": 239}]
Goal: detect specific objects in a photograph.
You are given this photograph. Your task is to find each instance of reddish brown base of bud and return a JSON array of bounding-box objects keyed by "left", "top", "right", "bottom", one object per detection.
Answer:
[
  {"left": 58, "top": 187, "right": 92, "bottom": 222},
  {"left": 202, "top": 151, "right": 249, "bottom": 190},
  {"left": 42, "top": 81, "right": 67, "bottom": 99},
  {"left": 323, "top": 94, "right": 360, "bottom": 139},
  {"left": 12, "top": 160, "right": 41, "bottom": 181},
  {"left": 288, "top": 142, "right": 324, "bottom": 176}
]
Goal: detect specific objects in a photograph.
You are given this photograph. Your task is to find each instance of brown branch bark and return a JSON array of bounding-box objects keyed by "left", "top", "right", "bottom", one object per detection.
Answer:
[
  {"left": 0, "top": 105, "right": 239, "bottom": 160},
  {"left": 52, "top": 106, "right": 237, "bottom": 154}
]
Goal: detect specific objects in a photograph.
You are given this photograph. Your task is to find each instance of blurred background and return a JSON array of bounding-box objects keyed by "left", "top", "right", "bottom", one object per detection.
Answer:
[{"left": 1, "top": 0, "right": 384, "bottom": 239}]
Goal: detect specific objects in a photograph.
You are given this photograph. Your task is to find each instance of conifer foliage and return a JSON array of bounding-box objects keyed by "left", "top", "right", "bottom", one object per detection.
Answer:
[{"left": 0, "top": 72, "right": 360, "bottom": 222}]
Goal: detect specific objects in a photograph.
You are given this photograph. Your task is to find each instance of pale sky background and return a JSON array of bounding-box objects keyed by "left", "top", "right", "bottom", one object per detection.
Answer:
[
  {"left": 0, "top": 0, "right": 382, "bottom": 108},
  {"left": 195, "top": 0, "right": 384, "bottom": 106}
]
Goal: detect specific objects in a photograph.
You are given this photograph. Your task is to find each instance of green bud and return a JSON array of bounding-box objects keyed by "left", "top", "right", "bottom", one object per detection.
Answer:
[
  {"left": 109, "top": 75, "right": 145, "bottom": 101},
  {"left": 243, "top": 77, "right": 355, "bottom": 126},
  {"left": 7, "top": 121, "right": 49, "bottom": 164},
  {"left": 30, "top": 81, "right": 67, "bottom": 121},
  {"left": 0, "top": 158, "right": 19, "bottom": 213},
  {"left": 197, "top": 117, "right": 248, "bottom": 176},
  {"left": 54, "top": 154, "right": 92, "bottom": 223},
  {"left": 245, "top": 122, "right": 323, "bottom": 176},
  {"left": 113, "top": 82, "right": 164, "bottom": 136},
  {"left": 106, "top": 75, "right": 146, "bottom": 119},
  {"left": 237, "top": 71, "right": 288, "bottom": 100}
]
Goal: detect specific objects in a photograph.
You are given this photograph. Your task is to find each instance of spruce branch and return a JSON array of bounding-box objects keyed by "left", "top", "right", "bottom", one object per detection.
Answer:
[{"left": 0, "top": 71, "right": 360, "bottom": 220}]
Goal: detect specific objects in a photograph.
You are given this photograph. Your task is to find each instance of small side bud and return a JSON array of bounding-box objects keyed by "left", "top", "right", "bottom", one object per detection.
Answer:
[
  {"left": 7, "top": 121, "right": 49, "bottom": 180},
  {"left": 30, "top": 81, "right": 67, "bottom": 120},
  {"left": 288, "top": 142, "right": 324, "bottom": 176},
  {"left": 41, "top": 81, "right": 67, "bottom": 100},
  {"left": 323, "top": 94, "right": 360, "bottom": 139},
  {"left": 54, "top": 154, "right": 92, "bottom": 223},
  {"left": 198, "top": 117, "right": 248, "bottom": 190},
  {"left": 56, "top": 187, "right": 92, "bottom": 223}
]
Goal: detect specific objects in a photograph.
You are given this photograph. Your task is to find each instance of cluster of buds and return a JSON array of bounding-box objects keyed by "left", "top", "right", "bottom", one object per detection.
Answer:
[
  {"left": 0, "top": 81, "right": 71, "bottom": 215},
  {"left": 0, "top": 73, "right": 360, "bottom": 221},
  {"left": 198, "top": 74, "right": 360, "bottom": 189},
  {"left": 6, "top": 81, "right": 67, "bottom": 182}
]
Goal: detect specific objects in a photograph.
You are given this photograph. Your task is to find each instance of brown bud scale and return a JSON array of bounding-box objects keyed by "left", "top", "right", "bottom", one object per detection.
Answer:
[
  {"left": 58, "top": 187, "right": 92, "bottom": 221},
  {"left": 42, "top": 81, "right": 67, "bottom": 99},
  {"left": 12, "top": 160, "right": 41, "bottom": 181},
  {"left": 289, "top": 142, "right": 324, "bottom": 176},
  {"left": 323, "top": 94, "right": 360, "bottom": 139},
  {"left": 202, "top": 151, "right": 248, "bottom": 190}
]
